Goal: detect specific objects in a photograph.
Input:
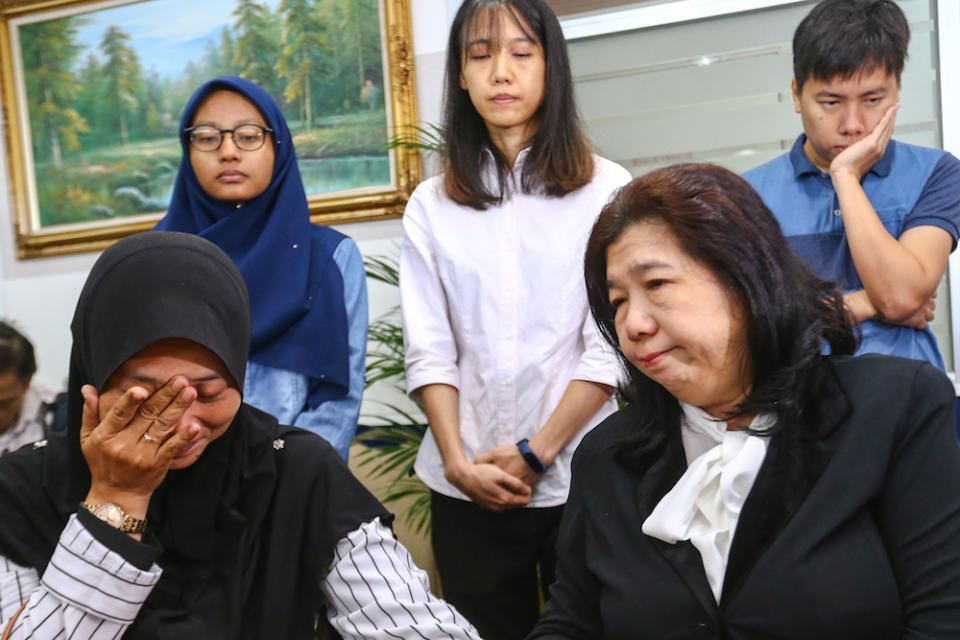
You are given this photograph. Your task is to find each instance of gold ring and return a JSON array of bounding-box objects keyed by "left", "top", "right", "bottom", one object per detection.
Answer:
[{"left": 142, "top": 433, "right": 158, "bottom": 443}]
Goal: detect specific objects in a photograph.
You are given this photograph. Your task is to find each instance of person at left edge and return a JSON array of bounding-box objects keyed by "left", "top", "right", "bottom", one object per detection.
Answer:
[
  {"left": 154, "top": 76, "right": 365, "bottom": 460},
  {"left": 0, "top": 231, "right": 482, "bottom": 639}
]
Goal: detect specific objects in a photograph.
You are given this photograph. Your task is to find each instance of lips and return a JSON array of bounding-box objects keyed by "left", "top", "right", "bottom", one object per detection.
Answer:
[
  {"left": 217, "top": 170, "right": 247, "bottom": 183},
  {"left": 492, "top": 94, "right": 518, "bottom": 105},
  {"left": 640, "top": 348, "right": 673, "bottom": 368}
]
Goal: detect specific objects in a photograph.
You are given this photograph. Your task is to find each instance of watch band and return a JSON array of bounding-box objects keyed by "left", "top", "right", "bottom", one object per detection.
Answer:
[
  {"left": 80, "top": 501, "right": 148, "bottom": 534},
  {"left": 516, "top": 438, "right": 547, "bottom": 475}
]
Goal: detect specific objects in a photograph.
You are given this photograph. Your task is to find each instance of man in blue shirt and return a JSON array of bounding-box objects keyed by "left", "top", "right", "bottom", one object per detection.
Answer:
[{"left": 744, "top": 0, "right": 960, "bottom": 368}]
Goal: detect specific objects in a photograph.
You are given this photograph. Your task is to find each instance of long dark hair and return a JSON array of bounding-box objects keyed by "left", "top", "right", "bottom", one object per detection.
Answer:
[
  {"left": 584, "top": 163, "right": 856, "bottom": 439},
  {"left": 442, "top": 0, "right": 594, "bottom": 209}
]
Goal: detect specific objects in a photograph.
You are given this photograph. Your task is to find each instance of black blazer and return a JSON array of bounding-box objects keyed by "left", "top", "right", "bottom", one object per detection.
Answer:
[{"left": 529, "top": 355, "right": 960, "bottom": 639}]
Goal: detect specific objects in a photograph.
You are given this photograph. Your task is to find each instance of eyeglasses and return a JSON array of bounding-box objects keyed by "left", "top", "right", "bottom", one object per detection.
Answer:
[{"left": 184, "top": 124, "right": 274, "bottom": 152}]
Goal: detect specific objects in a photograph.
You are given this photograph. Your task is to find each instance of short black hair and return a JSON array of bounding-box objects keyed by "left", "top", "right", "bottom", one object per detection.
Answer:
[
  {"left": 793, "top": 0, "right": 909, "bottom": 91},
  {"left": 0, "top": 321, "right": 36, "bottom": 383}
]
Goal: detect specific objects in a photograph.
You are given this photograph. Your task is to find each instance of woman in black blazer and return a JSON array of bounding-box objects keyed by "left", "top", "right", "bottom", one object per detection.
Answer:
[{"left": 528, "top": 163, "right": 960, "bottom": 639}]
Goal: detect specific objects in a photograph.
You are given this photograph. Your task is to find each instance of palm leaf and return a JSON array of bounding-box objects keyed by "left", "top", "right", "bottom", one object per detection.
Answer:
[
  {"left": 358, "top": 252, "right": 432, "bottom": 531},
  {"left": 384, "top": 123, "right": 445, "bottom": 154}
]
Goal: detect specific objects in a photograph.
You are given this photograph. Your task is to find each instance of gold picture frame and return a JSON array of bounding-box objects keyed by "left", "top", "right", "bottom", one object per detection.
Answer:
[{"left": 0, "top": 0, "right": 421, "bottom": 258}]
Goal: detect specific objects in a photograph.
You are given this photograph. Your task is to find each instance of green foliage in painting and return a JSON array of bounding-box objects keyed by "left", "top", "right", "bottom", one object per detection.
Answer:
[
  {"left": 19, "top": 0, "right": 390, "bottom": 228},
  {"left": 20, "top": 17, "right": 89, "bottom": 168}
]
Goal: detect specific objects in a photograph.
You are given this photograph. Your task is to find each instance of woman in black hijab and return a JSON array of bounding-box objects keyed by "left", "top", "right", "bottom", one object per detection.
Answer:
[{"left": 0, "top": 232, "right": 480, "bottom": 640}]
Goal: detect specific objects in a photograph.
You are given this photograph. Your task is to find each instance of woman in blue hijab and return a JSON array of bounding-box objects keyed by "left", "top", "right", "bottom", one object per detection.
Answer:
[{"left": 155, "top": 76, "right": 366, "bottom": 460}]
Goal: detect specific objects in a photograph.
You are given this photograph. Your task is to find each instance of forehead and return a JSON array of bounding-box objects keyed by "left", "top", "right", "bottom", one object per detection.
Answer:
[
  {"left": 191, "top": 90, "right": 266, "bottom": 125},
  {"left": 109, "top": 339, "right": 230, "bottom": 386},
  {"left": 802, "top": 67, "right": 898, "bottom": 95},
  {"left": 607, "top": 222, "right": 685, "bottom": 271},
  {"left": 462, "top": 5, "right": 538, "bottom": 48}
]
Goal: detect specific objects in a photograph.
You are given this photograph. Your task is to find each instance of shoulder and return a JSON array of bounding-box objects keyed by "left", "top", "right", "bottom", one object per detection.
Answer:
[
  {"left": 890, "top": 139, "right": 947, "bottom": 166},
  {"left": 742, "top": 152, "right": 793, "bottom": 189},
  {"left": 592, "top": 155, "right": 632, "bottom": 184},
  {"left": 585, "top": 155, "right": 632, "bottom": 198},
  {"left": 827, "top": 353, "right": 953, "bottom": 408},
  {"left": 572, "top": 406, "right": 639, "bottom": 468},
  {"left": 403, "top": 175, "right": 452, "bottom": 227},
  {"left": 407, "top": 175, "right": 447, "bottom": 209},
  {"left": 273, "top": 423, "right": 347, "bottom": 467}
]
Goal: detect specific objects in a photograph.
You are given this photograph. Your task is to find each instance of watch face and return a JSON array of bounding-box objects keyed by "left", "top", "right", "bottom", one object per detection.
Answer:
[{"left": 93, "top": 503, "right": 126, "bottom": 528}]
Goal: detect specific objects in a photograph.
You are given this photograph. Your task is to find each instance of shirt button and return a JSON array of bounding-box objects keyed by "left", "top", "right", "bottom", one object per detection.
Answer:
[
  {"left": 833, "top": 208, "right": 842, "bottom": 216},
  {"left": 502, "top": 375, "right": 512, "bottom": 385}
]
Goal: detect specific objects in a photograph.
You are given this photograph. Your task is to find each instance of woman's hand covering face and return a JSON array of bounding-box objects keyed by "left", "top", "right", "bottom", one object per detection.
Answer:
[
  {"left": 80, "top": 377, "right": 200, "bottom": 505},
  {"left": 80, "top": 338, "right": 242, "bottom": 513}
]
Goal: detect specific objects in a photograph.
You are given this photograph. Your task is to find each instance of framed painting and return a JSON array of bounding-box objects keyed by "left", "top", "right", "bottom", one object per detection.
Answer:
[{"left": 0, "top": 0, "right": 421, "bottom": 258}]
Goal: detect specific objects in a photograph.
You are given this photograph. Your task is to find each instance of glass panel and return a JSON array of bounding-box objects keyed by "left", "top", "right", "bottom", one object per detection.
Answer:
[{"left": 569, "top": 0, "right": 953, "bottom": 369}]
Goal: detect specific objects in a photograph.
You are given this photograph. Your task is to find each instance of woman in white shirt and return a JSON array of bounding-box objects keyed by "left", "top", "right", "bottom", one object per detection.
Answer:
[{"left": 399, "top": 1, "right": 630, "bottom": 638}]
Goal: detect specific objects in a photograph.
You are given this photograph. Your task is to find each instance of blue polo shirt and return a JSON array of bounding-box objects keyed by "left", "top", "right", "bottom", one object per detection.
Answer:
[{"left": 744, "top": 135, "right": 960, "bottom": 369}]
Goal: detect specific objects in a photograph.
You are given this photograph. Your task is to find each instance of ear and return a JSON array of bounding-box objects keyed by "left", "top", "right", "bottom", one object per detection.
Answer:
[
  {"left": 791, "top": 78, "right": 802, "bottom": 114},
  {"left": 460, "top": 71, "right": 468, "bottom": 91}
]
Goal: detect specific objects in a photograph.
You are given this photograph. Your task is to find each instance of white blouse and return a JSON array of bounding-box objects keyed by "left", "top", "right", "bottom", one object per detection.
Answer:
[
  {"left": 401, "top": 151, "right": 631, "bottom": 507},
  {"left": 642, "top": 403, "right": 775, "bottom": 602}
]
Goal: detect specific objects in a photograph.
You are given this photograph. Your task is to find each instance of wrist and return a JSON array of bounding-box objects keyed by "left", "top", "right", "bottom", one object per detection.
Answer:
[
  {"left": 443, "top": 456, "right": 472, "bottom": 485},
  {"left": 516, "top": 438, "right": 548, "bottom": 475},
  {"left": 85, "top": 488, "right": 151, "bottom": 521},
  {"left": 830, "top": 165, "right": 861, "bottom": 186}
]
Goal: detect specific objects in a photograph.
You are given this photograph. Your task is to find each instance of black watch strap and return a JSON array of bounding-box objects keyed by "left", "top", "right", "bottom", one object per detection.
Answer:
[{"left": 516, "top": 438, "right": 547, "bottom": 474}]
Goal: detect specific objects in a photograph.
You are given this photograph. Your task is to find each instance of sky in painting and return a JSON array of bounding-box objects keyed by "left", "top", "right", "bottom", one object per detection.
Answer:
[{"left": 67, "top": 0, "right": 281, "bottom": 78}]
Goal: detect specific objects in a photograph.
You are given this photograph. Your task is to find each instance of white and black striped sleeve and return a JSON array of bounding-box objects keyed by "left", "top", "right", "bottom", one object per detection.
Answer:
[
  {"left": 322, "top": 517, "right": 483, "bottom": 640},
  {"left": 0, "top": 514, "right": 162, "bottom": 639}
]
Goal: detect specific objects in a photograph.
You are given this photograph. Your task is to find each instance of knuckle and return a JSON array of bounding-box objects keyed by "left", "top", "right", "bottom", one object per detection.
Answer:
[
  {"left": 153, "top": 415, "right": 176, "bottom": 432},
  {"left": 137, "top": 403, "right": 162, "bottom": 421}
]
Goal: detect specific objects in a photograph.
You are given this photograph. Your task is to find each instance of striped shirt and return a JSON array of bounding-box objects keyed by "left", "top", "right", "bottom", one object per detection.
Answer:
[{"left": 0, "top": 515, "right": 481, "bottom": 639}]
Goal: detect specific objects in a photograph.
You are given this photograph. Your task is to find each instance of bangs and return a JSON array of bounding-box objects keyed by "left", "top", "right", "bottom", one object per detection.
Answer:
[{"left": 459, "top": 1, "right": 541, "bottom": 57}]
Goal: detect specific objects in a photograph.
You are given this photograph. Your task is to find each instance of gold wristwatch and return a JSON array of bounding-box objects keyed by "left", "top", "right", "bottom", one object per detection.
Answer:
[{"left": 79, "top": 501, "right": 148, "bottom": 534}]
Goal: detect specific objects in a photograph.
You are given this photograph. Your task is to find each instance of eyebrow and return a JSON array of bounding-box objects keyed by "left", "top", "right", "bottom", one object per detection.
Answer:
[
  {"left": 467, "top": 35, "right": 535, "bottom": 47},
  {"left": 192, "top": 119, "right": 265, "bottom": 128},
  {"left": 607, "top": 259, "right": 673, "bottom": 286},
  {"left": 129, "top": 373, "right": 223, "bottom": 385},
  {"left": 814, "top": 87, "right": 888, "bottom": 99}
]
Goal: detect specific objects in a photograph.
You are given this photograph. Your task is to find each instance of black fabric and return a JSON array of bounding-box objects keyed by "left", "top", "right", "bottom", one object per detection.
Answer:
[
  {"left": 431, "top": 491, "right": 563, "bottom": 640},
  {"left": 529, "top": 355, "right": 960, "bottom": 640},
  {"left": 0, "top": 231, "right": 391, "bottom": 639},
  {"left": 77, "top": 508, "right": 160, "bottom": 571}
]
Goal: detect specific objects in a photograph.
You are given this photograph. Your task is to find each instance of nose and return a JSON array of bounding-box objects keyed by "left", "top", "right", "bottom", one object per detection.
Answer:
[
  {"left": 839, "top": 104, "right": 866, "bottom": 137},
  {"left": 622, "top": 300, "right": 658, "bottom": 340},
  {"left": 491, "top": 50, "right": 511, "bottom": 84},
  {"left": 217, "top": 133, "right": 242, "bottom": 160}
]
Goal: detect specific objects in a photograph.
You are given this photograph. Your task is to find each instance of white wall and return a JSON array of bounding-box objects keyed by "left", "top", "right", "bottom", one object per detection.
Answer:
[{"left": 0, "top": 0, "right": 452, "bottom": 392}]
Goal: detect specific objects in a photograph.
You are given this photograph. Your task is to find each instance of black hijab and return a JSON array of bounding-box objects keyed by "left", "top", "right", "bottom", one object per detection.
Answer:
[{"left": 0, "top": 231, "right": 389, "bottom": 638}]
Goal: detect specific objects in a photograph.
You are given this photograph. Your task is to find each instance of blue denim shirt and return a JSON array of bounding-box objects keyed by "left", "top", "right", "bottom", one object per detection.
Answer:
[
  {"left": 243, "top": 236, "right": 368, "bottom": 460},
  {"left": 744, "top": 136, "right": 960, "bottom": 369}
]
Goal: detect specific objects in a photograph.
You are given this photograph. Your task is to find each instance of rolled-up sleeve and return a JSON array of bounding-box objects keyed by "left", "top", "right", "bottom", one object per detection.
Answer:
[
  {"left": 400, "top": 191, "right": 460, "bottom": 400},
  {"left": 572, "top": 308, "right": 620, "bottom": 389},
  {"left": 1, "top": 514, "right": 161, "bottom": 639}
]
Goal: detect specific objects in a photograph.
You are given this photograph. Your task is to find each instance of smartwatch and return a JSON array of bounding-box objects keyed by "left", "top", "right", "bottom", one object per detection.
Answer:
[{"left": 516, "top": 438, "right": 547, "bottom": 475}]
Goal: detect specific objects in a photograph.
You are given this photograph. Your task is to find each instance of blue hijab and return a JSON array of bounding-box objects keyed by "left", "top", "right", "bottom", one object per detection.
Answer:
[{"left": 155, "top": 76, "right": 349, "bottom": 407}]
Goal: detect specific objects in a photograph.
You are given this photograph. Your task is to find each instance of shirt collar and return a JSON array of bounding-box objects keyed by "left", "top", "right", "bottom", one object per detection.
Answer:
[
  {"left": 788, "top": 133, "right": 895, "bottom": 179},
  {"left": 481, "top": 145, "right": 533, "bottom": 172}
]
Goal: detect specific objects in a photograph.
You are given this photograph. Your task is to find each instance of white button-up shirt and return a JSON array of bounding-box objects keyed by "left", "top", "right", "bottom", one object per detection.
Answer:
[{"left": 401, "top": 152, "right": 632, "bottom": 507}]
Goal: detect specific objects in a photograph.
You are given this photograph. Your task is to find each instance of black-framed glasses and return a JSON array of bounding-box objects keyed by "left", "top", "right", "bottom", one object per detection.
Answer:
[{"left": 184, "top": 124, "right": 274, "bottom": 152}]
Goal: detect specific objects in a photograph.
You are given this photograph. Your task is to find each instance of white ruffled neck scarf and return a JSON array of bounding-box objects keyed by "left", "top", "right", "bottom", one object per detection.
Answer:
[{"left": 641, "top": 402, "right": 775, "bottom": 602}]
